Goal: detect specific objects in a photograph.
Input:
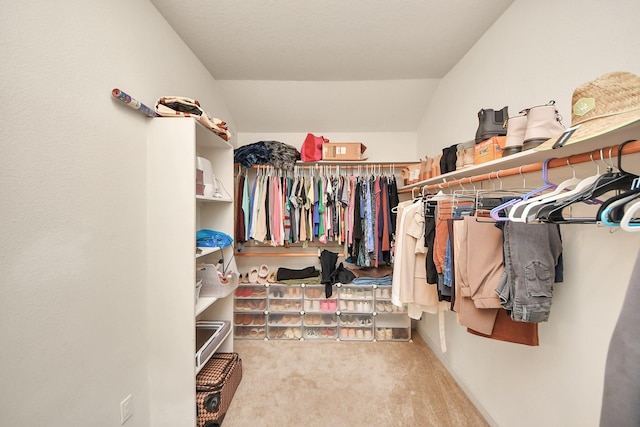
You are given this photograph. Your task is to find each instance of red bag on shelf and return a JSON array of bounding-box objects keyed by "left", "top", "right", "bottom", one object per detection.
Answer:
[{"left": 301, "top": 133, "right": 329, "bottom": 162}]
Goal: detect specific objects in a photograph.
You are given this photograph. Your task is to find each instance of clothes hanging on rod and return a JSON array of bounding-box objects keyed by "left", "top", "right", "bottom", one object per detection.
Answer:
[
  {"left": 235, "top": 166, "right": 400, "bottom": 263},
  {"left": 390, "top": 198, "right": 440, "bottom": 317},
  {"left": 392, "top": 191, "right": 565, "bottom": 348}
]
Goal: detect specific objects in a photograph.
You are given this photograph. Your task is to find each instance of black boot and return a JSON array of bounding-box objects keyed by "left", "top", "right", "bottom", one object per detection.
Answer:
[
  {"left": 475, "top": 107, "right": 508, "bottom": 143},
  {"left": 440, "top": 147, "right": 451, "bottom": 174}
]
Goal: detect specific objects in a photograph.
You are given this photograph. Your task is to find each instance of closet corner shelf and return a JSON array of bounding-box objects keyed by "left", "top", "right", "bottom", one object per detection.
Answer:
[
  {"left": 196, "top": 247, "right": 222, "bottom": 258},
  {"left": 196, "top": 195, "right": 233, "bottom": 203},
  {"left": 399, "top": 121, "right": 640, "bottom": 192},
  {"left": 195, "top": 296, "right": 218, "bottom": 316}
]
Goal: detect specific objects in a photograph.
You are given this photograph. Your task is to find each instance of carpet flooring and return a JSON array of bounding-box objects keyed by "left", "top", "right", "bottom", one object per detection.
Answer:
[{"left": 222, "top": 332, "right": 488, "bottom": 427}]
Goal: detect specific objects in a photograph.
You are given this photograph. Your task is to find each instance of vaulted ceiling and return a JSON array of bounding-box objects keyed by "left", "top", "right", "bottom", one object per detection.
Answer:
[{"left": 150, "top": 0, "right": 514, "bottom": 132}]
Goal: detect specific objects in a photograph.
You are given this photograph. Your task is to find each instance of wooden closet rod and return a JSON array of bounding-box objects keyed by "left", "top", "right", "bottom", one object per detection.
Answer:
[
  {"left": 243, "top": 162, "right": 419, "bottom": 169},
  {"left": 235, "top": 252, "right": 345, "bottom": 257},
  {"left": 402, "top": 140, "right": 640, "bottom": 193}
]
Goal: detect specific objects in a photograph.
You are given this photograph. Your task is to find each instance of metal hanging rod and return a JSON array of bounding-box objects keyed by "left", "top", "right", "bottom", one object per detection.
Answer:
[{"left": 240, "top": 162, "right": 419, "bottom": 169}]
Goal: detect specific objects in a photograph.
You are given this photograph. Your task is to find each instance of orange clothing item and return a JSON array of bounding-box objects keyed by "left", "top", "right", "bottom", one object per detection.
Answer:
[{"left": 432, "top": 200, "right": 452, "bottom": 273}]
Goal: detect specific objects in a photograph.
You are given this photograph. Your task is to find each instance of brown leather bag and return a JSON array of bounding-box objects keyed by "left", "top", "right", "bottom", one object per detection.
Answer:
[{"left": 196, "top": 353, "right": 243, "bottom": 427}]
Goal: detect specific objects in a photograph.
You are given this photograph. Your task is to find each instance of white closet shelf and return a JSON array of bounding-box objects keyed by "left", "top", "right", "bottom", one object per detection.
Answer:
[
  {"left": 196, "top": 195, "right": 233, "bottom": 203},
  {"left": 194, "top": 118, "right": 233, "bottom": 149},
  {"left": 196, "top": 247, "right": 222, "bottom": 258},
  {"left": 399, "top": 121, "right": 640, "bottom": 192},
  {"left": 195, "top": 296, "right": 218, "bottom": 316}
]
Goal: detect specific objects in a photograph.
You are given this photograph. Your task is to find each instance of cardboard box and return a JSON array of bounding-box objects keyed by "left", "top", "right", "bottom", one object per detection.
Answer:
[
  {"left": 474, "top": 136, "right": 506, "bottom": 165},
  {"left": 322, "top": 142, "right": 367, "bottom": 161}
]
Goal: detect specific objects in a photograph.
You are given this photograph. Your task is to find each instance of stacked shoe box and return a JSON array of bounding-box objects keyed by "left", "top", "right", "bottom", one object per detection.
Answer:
[
  {"left": 374, "top": 285, "right": 411, "bottom": 341},
  {"left": 338, "top": 285, "right": 375, "bottom": 341},
  {"left": 303, "top": 285, "right": 338, "bottom": 340},
  {"left": 233, "top": 285, "right": 267, "bottom": 339},
  {"left": 233, "top": 282, "right": 410, "bottom": 341},
  {"left": 266, "top": 284, "right": 303, "bottom": 340}
]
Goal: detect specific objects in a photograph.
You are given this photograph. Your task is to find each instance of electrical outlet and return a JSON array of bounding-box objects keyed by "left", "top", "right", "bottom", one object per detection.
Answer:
[{"left": 120, "top": 394, "right": 133, "bottom": 424}]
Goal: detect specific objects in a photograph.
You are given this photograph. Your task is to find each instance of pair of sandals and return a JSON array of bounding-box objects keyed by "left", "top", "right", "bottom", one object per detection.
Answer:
[
  {"left": 235, "top": 314, "right": 265, "bottom": 326},
  {"left": 244, "top": 265, "right": 276, "bottom": 284},
  {"left": 305, "top": 315, "right": 323, "bottom": 325},
  {"left": 235, "top": 327, "right": 265, "bottom": 338},
  {"left": 305, "top": 328, "right": 336, "bottom": 338},
  {"left": 155, "top": 96, "right": 231, "bottom": 141},
  {"left": 273, "top": 315, "right": 299, "bottom": 325},
  {"left": 306, "top": 315, "right": 333, "bottom": 326},
  {"left": 305, "top": 288, "right": 324, "bottom": 298},
  {"left": 235, "top": 299, "right": 266, "bottom": 311}
]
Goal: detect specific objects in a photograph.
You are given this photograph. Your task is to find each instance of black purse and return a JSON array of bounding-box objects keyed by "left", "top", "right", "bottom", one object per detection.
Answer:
[{"left": 475, "top": 106, "right": 508, "bottom": 143}]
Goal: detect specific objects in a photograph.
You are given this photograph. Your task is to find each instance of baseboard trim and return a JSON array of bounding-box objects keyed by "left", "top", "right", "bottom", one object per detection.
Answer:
[{"left": 415, "top": 322, "right": 499, "bottom": 427}]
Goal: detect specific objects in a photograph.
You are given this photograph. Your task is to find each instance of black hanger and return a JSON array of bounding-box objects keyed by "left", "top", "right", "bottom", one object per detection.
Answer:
[
  {"left": 537, "top": 141, "right": 639, "bottom": 224},
  {"left": 596, "top": 178, "right": 640, "bottom": 222},
  {"left": 594, "top": 141, "right": 640, "bottom": 221}
]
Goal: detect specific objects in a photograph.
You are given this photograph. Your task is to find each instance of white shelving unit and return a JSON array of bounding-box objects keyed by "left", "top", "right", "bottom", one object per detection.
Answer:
[{"left": 147, "top": 117, "right": 236, "bottom": 427}]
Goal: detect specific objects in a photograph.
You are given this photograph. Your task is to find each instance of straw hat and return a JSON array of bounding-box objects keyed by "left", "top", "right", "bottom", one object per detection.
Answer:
[{"left": 536, "top": 71, "right": 640, "bottom": 150}]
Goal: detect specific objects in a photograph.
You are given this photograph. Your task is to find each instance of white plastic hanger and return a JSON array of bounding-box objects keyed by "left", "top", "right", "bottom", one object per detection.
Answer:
[
  {"left": 517, "top": 153, "right": 606, "bottom": 223},
  {"left": 600, "top": 192, "right": 640, "bottom": 227},
  {"left": 509, "top": 158, "right": 581, "bottom": 222},
  {"left": 620, "top": 198, "right": 640, "bottom": 232}
]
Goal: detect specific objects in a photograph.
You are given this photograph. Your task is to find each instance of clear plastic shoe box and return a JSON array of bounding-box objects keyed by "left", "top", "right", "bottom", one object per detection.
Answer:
[
  {"left": 267, "top": 308, "right": 302, "bottom": 340},
  {"left": 234, "top": 285, "right": 267, "bottom": 312},
  {"left": 338, "top": 313, "right": 374, "bottom": 341},
  {"left": 267, "top": 285, "right": 303, "bottom": 312},
  {"left": 338, "top": 285, "right": 374, "bottom": 314},
  {"left": 232, "top": 281, "right": 411, "bottom": 341},
  {"left": 374, "top": 313, "right": 411, "bottom": 341},
  {"left": 303, "top": 285, "right": 338, "bottom": 313},
  {"left": 267, "top": 313, "right": 303, "bottom": 340},
  {"left": 233, "top": 313, "right": 266, "bottom": 340},
  {"left": 374, "top": 285, "right": 407, "bottom": 314},
  {"left": 303, "top": 313, "right": 338, "bottom": 340}
]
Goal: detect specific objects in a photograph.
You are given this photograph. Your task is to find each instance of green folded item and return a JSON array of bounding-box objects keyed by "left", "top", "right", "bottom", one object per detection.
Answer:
[{"left": 278, "top": 276, "right": 322, "bottom": 285}]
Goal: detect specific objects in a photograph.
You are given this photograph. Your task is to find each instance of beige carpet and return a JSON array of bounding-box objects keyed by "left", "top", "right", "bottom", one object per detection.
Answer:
[{"left": 223, "top": 332, "right": 488, "bottom": 427}]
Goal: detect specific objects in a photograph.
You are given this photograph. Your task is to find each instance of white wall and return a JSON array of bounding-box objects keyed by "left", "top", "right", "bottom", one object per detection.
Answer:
[
  {"left": 415, "top": 1, "right": 640, "bottom": 426},
  {"left": 219, "top": 79, "right": 439, "bottom": 133},
  {"left": 238, "top": 131, "right": 418, "bottom": 163},
  {"left": 0, "top": 1, "right": 234, "bottom": 426}
]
